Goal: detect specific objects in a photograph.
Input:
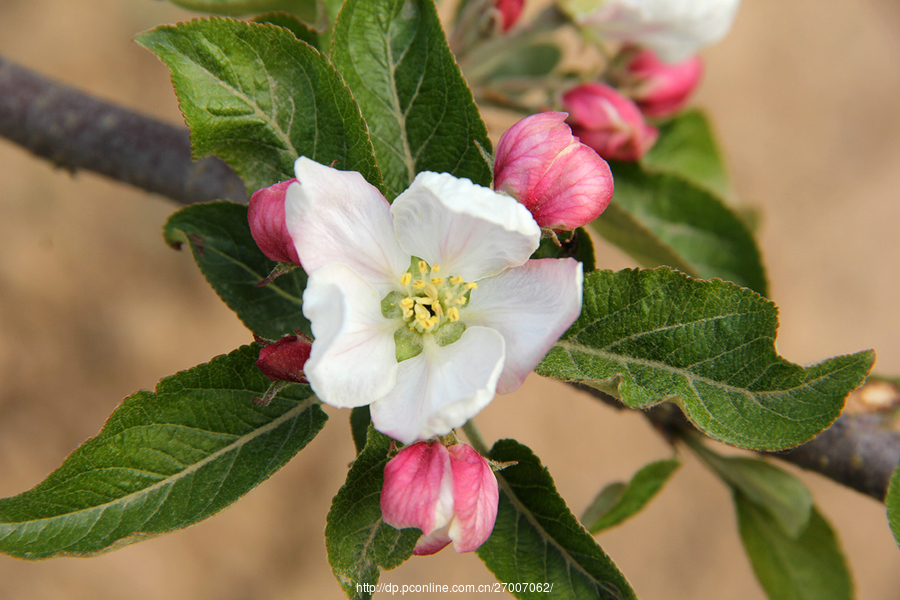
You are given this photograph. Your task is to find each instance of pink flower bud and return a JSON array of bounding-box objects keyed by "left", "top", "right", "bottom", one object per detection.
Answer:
[
  {"left": 381, "top": 442, "right": 499, "bottom": 555},
  {"left": 255, "top": 334, "right": 311, "bottom": 383},
  {"left": 496, "top": 0, "right": 524, "bottom": 32},
  {"left": 248, "top": 179, "right": 301, "bottom": 265},
  {"left": 494, "top": 112, "right": 614, "bottom": 231},
  {"left": 623, "top": 49, "right": 703, "bottom": 118},
  {"left": 561, "top": 83, "right": 659, "bottom": 161}
]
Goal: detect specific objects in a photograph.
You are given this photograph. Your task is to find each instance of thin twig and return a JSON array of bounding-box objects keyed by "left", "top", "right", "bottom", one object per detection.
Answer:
[{"left": 0, "top": 54, "right": 246, "bottom": 205}]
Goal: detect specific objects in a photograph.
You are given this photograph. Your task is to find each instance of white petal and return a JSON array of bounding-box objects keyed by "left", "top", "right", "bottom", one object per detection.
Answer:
[
  {"left": 464, "top": 258, "right": 583, "bottom": 394},
  {"left": 285, "top": 157, "right": 409, "bottom": 294},
  {"left": 369, "top": 327, "right": 505, "bottom": 444},
  {"left": 302, "top": 263, "right": 399, "bottom": 408},
  {"left": 391, "top": 172, "right": 540, "bottom": 281}
]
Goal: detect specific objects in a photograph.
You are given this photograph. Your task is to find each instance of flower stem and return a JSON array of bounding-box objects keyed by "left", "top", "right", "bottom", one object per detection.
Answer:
[{"left": 461, "top": 420, "right": 491, "bottom": 456}]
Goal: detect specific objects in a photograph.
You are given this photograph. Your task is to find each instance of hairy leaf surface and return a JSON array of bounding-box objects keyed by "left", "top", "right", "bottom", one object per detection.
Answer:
[
  {"left": 331, "top": 0, "right": 492, "bottom": 200},
  {"left": 137, "top": 18, "right": 382, "bottom": 196},
  {"left": 0, "top": 345, "right": 326, "bottom": 559},
  {"left": 478, "top": 440, "right": 637, "bottom": 600},
  {"left": 164, "top": 201, "right": 309, "bottom": 339},
  {"left": 538, "top": 268, "right": 874, "bottom": 450}
]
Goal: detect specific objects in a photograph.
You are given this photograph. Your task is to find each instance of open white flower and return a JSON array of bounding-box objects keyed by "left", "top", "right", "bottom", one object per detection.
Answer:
[{"left": 284, "top": 157, "right": 583, "bottom": 444}]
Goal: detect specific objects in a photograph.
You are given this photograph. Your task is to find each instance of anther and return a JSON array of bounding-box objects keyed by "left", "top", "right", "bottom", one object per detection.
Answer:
[
  {"left": 432, "top": 264, "right": 441, "bottom": 273},
  {"left": 413, "top": 279, "right": 426, "bottom": 290},
  {"left": 431, "top": 277, "right": 444, "bottom": 286},
  {"left": 418, "top": 260, "right": 428, "bottom": 274},
  {"left": 465, "top": 282, "right": 478, "bottom": 290},
  {"left": 400, "top": 273, "right": 412, "bottom": 286},
  {"left": 450, "top": 276, "right": 464, "bottom": 286}
]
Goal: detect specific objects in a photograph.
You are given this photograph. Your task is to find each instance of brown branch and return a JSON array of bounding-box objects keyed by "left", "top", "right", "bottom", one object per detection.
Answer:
[
  {"left": 572, "top": 383, "right": 900, "bottom": 502},
  {"left": 0, "top": 54, "right": 246, "bottom": 205}
]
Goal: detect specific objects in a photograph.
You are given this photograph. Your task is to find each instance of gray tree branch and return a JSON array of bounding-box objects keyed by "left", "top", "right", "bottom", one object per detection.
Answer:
[
  {"left": 0, "top": 54, "right": 246, "bottom": 205},
  {"left": 3, "top": 55, "right": 898, "bottom": 502}
]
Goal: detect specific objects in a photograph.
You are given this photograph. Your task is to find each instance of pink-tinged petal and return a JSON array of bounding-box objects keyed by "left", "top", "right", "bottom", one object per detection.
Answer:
[
  {"left": 302, "top": 263, "right": 399, "bottom": 408},
  {"left": 562, "top": 83, "right": 658, "bottom": 161},
  {"left": 370, "top": 327, "right": 505, "bottom": 444},
  {"left": 284, "top": 157, "right": 409, "bottom": 294},
  {"left": 255, "top": 335, "right": 311, "bottom": 383},
  {"left": 391, "top": 172, "right": 540, "bottom": 282},
  {"left": 624, "top": 49, "right": 703, "bottom": 118},
  {"left": 381, "top": 442, "right": 454, "bottom": 537},
  {"left": 464, "top": 259, "right": 583, "bottom": 394},
  {"left": 247, "top": 179, "right": 301, "bottom": 264},
  {"left": 413, "top": 526, "right": 453, "bottom": 556},
  {"left": 495, "top": 0, "right": 524, "bottom": 31},
  {"left": 495, "top": 112, "right": 613, "bottom": 230},
  {"left": 446, "top": 444, "right": 499, "bottom": 553}
]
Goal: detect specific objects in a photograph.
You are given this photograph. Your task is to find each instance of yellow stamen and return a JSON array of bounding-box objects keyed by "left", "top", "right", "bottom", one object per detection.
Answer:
[
  {"left": 399, "top": 272, "right": 412, "bottom": 286},
  {"left": 399, "top": 297, "right": 414, "bottom": 309},
  {"left": 448, "top": 307, "right": 459, "bottom": 322},
  {"left": 465, "top": 282, "right": 478, "bottom": 290},
  {"left": 450, "top": 276, "right": 464, "bottom": 286},
  {"left": 412, "top": 279, "right": 426, "bottom": 290},
  {"left": 424, "top": 283, "right": 439, "bottom": 299},
  {"left": 418, "top": 260, "right": 428, "bottom": 274},
  {"left": 432, "top": 264, "right": 441, "bottom": 273},
  {"left": 415, "top": 297, "right": 434, "bottom": 305},
  {"left": 431, "top": 277, "right": 444, "bottom": 286},
  {"left": 433, "top": 303, "right": 443, "bottom": 317}
]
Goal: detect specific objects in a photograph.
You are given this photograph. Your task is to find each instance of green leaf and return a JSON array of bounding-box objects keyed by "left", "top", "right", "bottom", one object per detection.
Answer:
[
  {"left": 888, "top": 461, "right": 900, "bottom": 548},
  {"left": 583, "top": 459, "right": 680, "bottom": 533},
  {"left": 477, "top": 439, "right": 637, "bottom": 600},
  {"left": 0, "top": 345, "right": 326, "bottom": 559},
  {"left": 254, "top": 12, "right": 321, "bottom": 50},
  {"left": 167, "top": 0, "right": 326, "bottom": 25},
  {"left": 642, "top": 110, "right": 733, "bottom": 200},
  {"left": 689, "top": 439, "right": 812, "bottom": 537},
  {"left": 164, "top": 201, "right": 310, "bottom": 339},
  {"left": 137, "top": 17, "right": 383, "bottom": 196},
  {"left": 598, "top": 162, "right": 767, "bottom": 295},
  {"left": 537, "top": 268, "right": 874, "bottom": 450},
  {"left": 331, "top": 0, "right": 493, "bottom": 200},
  {"left": 531, "top": 227, "right": 596, "bottom": 272},
  {"left": 481, "top": 43, "right": 562, "bottom": 80},
  {"left": 350, "top": 406, "right": 372, "bottom": 455},
  {"left": 326, "top": 427, "right": 419, "bottom": 599},
  {"left": 736, "top": 496, "right": 854, "bottom": 600}
]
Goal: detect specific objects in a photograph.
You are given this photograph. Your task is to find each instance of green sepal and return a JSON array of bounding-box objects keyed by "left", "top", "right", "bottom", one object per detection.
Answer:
[
  {"left": 0, "top": 345, "right": 326, "bottom": 558},
  {"left": 537, "top": 268, "right": 874, "bottom": 450},
  {"left": 163, "top": 201, "right": 310, "bottom": 339},
  {"left": 583, "top": 459, "right": 680, "bottom": 533},
  {"left": 531, "top": 227, "right": 596, "bottom": 272},
  {"left": 477, "top": 439, "right": 638, "bottom": 600},
  {"left": 331, "top": 0, "right": 492, "bottom": 200},
  {"left": 137, "top": 17, "right": 383, "bottom": 196},
  {"left": 325, "top": 427, "right": 419, "bottom": 599},
  {"left": 888, "top": 461, "right": 900, "bottom": 548}
]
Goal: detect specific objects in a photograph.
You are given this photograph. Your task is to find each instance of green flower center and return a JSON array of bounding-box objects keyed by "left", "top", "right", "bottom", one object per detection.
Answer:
[{"left": 381, "top": 258, "right": 476, "bottom": 361}]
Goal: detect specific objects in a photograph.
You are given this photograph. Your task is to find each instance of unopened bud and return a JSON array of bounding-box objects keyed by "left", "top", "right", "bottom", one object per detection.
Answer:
[
  {"left": 255, "top": 334, "right": 311, "bottom": 384},
  {"left": 620, "top": 47, "right": 703, "bottom": 118},
  {"left": 248, "top": 179, "right": 301, "bottom": 265},
  {"left": 494, "top": 111, "right": 613, "bottom": 230},
  {"left": 561, "top": 83, "right": 659, "bottom": 161}
]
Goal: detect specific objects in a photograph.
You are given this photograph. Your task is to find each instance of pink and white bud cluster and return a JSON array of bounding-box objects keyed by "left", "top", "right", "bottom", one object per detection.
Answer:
[
  {"left": 561, "top": 83, "right": 659, "bottom": 161},
  {"left": 494, "top": 111, "right": 613, "bottom": 231},
  {"left": 619, "top": 47, "right": 703, "bottom": 119},
  {"left": 381, "top": 441, "right": 499, "bottom": 555},
  {"left": 248, "top": 178, "right": 301, "bottom": 265}
]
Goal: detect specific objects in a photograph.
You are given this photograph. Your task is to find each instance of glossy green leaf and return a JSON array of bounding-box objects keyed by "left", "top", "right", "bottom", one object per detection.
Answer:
[
  {"left": 137, "top": 17, "right": 382, "bottom": 196},
  {"left": 164, "top": 201, "right": 309, "bottom": 339},
  {"left": 477, "top": 439, "right": 637, "bottom": 600},
  {"left": 736, "top": 496, "right": 853, "bottom": 600},
  {"left": 583, "top": 459, "right": 680, "bottom": 533},
  {"left": 326, "top": 427, "right": 419, "bottom": 599},
  {"left": 331, "top": 0, "right": 492, "bottom": 200},
  {"left": 537, "top": 268, "right": 874, "bottom": 450},
  {"left": 888, "top": 462, "right": 900, "bottom": 548},
  {"left": 254, "top": 12, "right": 321, "bottom": 49},
  {"left": 0, "top": 345, "right": 326, "bottom": 559},
  {"left": 167, "top": 0, "right": 326, "bottom": 25},
  {"left": 642, "top": 110, "right": 733, "bottom": 200},
  {"left": 689, "top": 439, "right": 812, "bottom": 537},
  {"left": 597, "top": 162, "right": 767, "bottom": 295}
]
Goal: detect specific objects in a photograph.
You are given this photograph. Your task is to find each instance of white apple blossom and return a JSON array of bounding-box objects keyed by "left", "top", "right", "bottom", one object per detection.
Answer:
[
  {"left": 560, "top": 0, "right": 741, "bottom": 63},
  {"left": 284, "top": 157, "right": 583, "bottom": 444}
]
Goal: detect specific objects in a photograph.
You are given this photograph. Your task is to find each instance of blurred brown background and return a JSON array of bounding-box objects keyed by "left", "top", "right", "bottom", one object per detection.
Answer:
[{"left": 1, "top": 1, "right": 899, "bottom": 598}]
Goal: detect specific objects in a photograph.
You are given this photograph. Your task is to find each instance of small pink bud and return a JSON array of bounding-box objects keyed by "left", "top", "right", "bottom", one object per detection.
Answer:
[
  {"left": 255, "top": 334, "right": 311, "bottom": 384},
  {"left": 381, "top": 442, "right": 499, "bottom": 555},
  {"left": 494, "top": 111, "right": 614, "bottom": 231},
  {"left": 623, "top": 48, "right": 703, "bottom": 118},
  {"left": 248, "top": 179, "right": 301, "bottom": 265},
  {"left": 561, "top": 83, "right": 659, "bottom": 161},
  {"left": 496, "top": 0, "right": 524, "bottom": 32}
]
